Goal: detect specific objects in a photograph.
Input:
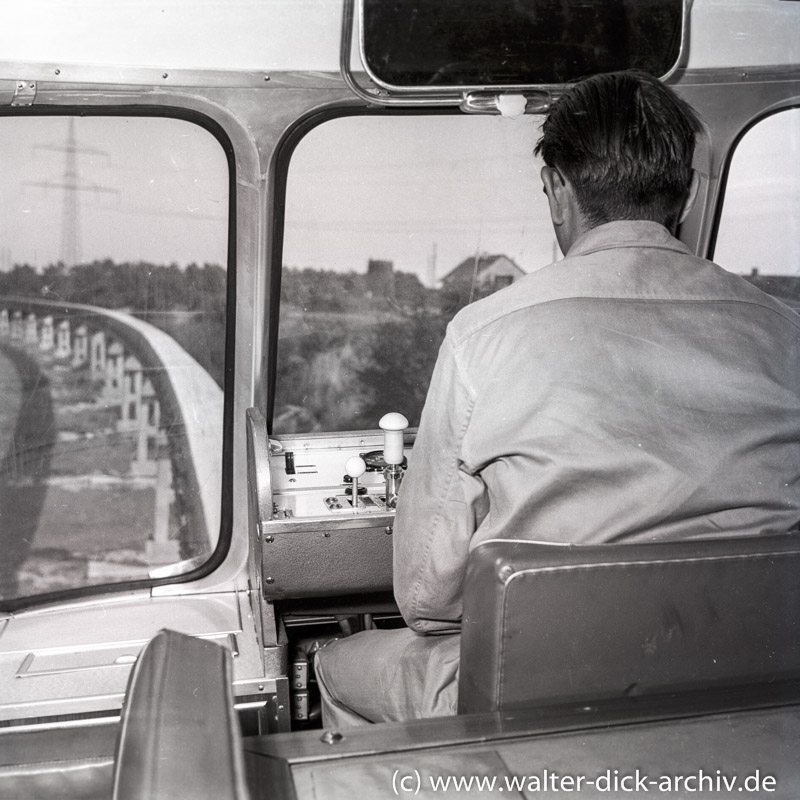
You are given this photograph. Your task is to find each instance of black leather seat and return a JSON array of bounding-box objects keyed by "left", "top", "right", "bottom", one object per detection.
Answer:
[
  {"left": 113, "top": 629, "right": 249, "bottom": 800},
  {"left": 458, "top": 533, "right": 800, "bottom": 714}
]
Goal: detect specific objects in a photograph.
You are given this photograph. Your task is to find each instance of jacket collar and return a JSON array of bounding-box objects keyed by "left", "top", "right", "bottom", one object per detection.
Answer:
[{"left": 567, "top": 220, "right": 693, "bottom": 259}]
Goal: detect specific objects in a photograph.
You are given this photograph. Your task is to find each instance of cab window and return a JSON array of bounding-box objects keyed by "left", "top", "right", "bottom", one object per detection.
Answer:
[
  {"left": 0, "top": 115, "right": 229, "bottom": 602},
  {"left": 274, "top": 114, "right": 555, "bottom": 434},
  {"left": 714, "top": 108, "right": 800, "bottom": 305}
]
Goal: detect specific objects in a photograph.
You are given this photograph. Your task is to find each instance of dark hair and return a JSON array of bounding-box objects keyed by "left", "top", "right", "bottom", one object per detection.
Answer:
[{"left": 534, "top": 71, "right": 703, "bottom": 230}]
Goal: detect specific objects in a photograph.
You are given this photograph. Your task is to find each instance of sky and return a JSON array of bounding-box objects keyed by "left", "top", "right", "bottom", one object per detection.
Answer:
[
  {"left": 2, "top": 108, "right": 797, "bottom": 283},
  {"left": 0, "top": 2, "right": 797, "bottom": 280},
  {"left": 283, "top": 114, "right": 558, "bottom": 283},
  {"left": 713, "top": 109, "right": 800, "bottom": 275},
  {"left": 0, "top": 112, "right": 558, "bottom": 283},
  {"left": 0, "top": 116, "right": 229, "bottom": 271},
  {"left": 283, "top": 109, "right": 800, "bottom": 282}
]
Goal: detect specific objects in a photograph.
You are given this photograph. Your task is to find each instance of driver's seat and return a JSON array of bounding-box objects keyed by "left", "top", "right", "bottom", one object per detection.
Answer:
[{"left": 458, "top": 533, "right": 800, "bottom": 714}]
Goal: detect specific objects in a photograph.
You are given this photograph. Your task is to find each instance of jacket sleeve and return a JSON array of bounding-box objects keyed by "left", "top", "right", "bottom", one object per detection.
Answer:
[{"left": 392, "top": 329, "right": 486, "bottom": 634}]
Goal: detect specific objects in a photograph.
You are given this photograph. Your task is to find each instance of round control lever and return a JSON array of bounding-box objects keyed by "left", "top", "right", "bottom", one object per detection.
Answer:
[
  {"left": 345, "top": 455, "right": 367, "bottom": 511},
  {"left": 345, "top": 455, "right": 367, "bottom": 479},
  {"left": 379, "top": 413, "right": 408, "bottom": 509}
]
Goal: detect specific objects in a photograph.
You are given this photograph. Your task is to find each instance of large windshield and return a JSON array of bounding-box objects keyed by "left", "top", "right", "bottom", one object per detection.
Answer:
[
  {"left": 274, "top": 113, "right": 554, "bottom": 434},
  {"left": 0, "top": 115, "right": 229, "bottom": 602}
]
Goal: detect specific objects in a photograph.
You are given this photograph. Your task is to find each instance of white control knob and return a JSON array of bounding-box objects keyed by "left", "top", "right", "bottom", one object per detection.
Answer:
[
  {"left": 344, "top": 455, "right": 367, "bottom": 513},
  {"left": 345, "top": 456, "right": 367, "bottom": 479},
  {"left": 379, "top": 412, "right": 408, "bottom": 465}
]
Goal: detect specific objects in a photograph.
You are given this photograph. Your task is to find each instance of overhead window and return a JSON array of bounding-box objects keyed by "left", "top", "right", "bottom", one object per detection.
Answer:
[
  {"left": 360, "top": 0, "right": 684, "bottom": 90},
  {"left": 0, "top": 115, "right": 229, "bottom": 603},
  {"left": 714, "top": 108, "right": 800, "bottom": 307},
  {"left": 274, "top": 113, "right": 556, "bottom": 434}
]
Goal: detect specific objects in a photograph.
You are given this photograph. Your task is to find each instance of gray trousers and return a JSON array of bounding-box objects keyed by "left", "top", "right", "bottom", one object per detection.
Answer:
[{"left": 315, "top": 628, "right": 461, "bottom": 728}]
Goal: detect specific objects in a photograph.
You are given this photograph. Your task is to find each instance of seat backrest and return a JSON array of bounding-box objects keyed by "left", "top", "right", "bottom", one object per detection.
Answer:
[
  {"left": 458, "top": 534, "right": 800, "bottom": 714},
  {"left": 113, "top": 629, "right": 249, "bottom": 800},
  {"left": 0, "top": 725, "right": 114, "bottom": 800}
]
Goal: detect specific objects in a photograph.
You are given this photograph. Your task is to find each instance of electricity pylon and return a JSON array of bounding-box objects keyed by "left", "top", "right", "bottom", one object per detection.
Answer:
[{"left": 26, "top": 118, "right": 117, "bottom": 269}]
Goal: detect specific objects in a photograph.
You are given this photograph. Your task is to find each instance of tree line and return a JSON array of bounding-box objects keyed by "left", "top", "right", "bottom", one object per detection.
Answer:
[
  {"left": 0, "top": 260, "right": 227, "bottom": 387},
  {"left": 0, "top": 259, "right": 486, "bottom": 405},
  {"left": 281, "top": 266, "right": 432, "bottom": 312},
  {"left": 0, "top": 260, "right": 226, "bottom": 316}
]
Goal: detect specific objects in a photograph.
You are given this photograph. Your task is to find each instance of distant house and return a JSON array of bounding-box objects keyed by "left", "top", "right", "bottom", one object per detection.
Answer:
[{"left": 440, "top": 254, "right": 525, "bottom": 293}]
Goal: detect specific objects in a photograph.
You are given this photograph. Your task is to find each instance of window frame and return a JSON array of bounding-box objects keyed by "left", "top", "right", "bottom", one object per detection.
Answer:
[{"left": 356, "top": 0, "right": 688, "bottom": 94}]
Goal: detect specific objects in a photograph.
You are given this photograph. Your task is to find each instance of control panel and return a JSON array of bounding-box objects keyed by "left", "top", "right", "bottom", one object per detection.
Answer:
[
  {"left": 268, "top": 413, "right": 412, "bottom": 522},
  {"left": 246, "top": 407, "right": 409, "bottom": 599}
]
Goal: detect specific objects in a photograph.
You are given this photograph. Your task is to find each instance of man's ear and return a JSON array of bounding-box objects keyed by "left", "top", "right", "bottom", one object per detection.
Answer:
[
  {"left": 541, "top": 165, "right": 566, "bottom": 226},
  {"left": 678, "top": 169, "right": 701, "bottom": 225}
]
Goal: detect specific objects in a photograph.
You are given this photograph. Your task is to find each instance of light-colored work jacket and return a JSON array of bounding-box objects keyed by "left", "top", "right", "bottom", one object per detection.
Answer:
[{"left": 394, "top": 220, "right": 800, "bottom": 634}]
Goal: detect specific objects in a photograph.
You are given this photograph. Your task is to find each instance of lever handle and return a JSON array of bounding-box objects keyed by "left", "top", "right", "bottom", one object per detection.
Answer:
[
  {"left": 379, "top": 412, "right": 408, "bottom": 465},
  {"left": 344, "top": 456, "right": 367, "bottom": 513},
  {"left": 345, "top": 455, "right": 367, "bottom": 480}
]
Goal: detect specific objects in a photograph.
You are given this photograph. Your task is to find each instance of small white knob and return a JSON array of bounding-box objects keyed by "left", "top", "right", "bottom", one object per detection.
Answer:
[
  {"left": 345, "top": 455, "right": 367, "bottom": 479},
  {"left": 379, "top": 412, "right": 408, "bottom": 465}
]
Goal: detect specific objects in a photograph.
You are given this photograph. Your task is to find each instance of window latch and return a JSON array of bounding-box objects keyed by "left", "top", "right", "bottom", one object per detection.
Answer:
[
  {"left": 12, "top": 80, "right": 37, "bottom": 106},
  {"left": 460, "top": 90, "right": 551, "bottom": 117}
]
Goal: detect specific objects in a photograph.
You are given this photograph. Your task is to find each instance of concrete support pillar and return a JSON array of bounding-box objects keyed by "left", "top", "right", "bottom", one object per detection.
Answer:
[
  {"left": 90, "top": 330, "right": 106, "bottom": 380},
  {"left": 136, "top": 420, "right": 150, "bottom": 465},
  {"left": 55, "top": 319, "right": 71, "bottom": 359},
  {"left": 147, "top": 458, "right": 179, "bottom": 564},
  {"left": 39, "top": 315, "right": 54, "bottom": 352},
  {"left": 104, "top": 341, "right": 125, "bottom": 405},
  {"left": 72, "top": 325, "right": 89, "bottom": 367},
  {"left": 24, "top": 313, "right": 38, "bottom": 346},
  {"left": 10, "top": 311, "right": 23, "bottom": 342},
  {"left": 131, "top": 378, "right": 160, "bottom": 476},
  {"left": 120, "top": 355, "right": 143, "bottom": 431},
  {"left": 144, "top": 380, "right": 161, "bottom": 431}
]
